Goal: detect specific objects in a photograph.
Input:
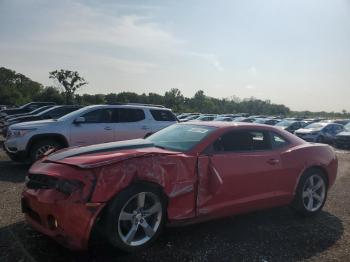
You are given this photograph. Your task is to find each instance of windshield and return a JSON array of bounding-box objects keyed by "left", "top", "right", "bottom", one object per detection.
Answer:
[
  {"left": 28, "top": 106, "right": 51, "bottom": 114},
  {"left": 36, "top": 106, "right": 60, "bottom": 116},
  {"left": 146, "top": 124, "right": 216, "bottom": 152},
  {"left": 275, "top": 120, "right": 293, "bottom": 127},
  {"left": 57, "top": 106, "right": 88, "bottom": 121},
  {"left": 305, "top": 123, "right": 324, "bottom": 129},
  {"left": 344, "top": 123, "right": 350, "bottom": 131}
]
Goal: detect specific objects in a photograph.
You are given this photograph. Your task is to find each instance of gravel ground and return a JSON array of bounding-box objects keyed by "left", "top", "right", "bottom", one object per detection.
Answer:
[{"left": 0, "top": 145, "right": 349, "bottom": 262}]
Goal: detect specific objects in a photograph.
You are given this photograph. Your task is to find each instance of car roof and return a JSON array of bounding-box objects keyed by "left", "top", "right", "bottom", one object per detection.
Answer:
[{"left": 84, "top": 104, "right": 172, "bottom": 110}]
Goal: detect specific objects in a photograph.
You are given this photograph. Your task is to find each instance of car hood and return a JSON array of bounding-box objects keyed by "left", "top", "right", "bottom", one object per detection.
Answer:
[
  {"left": 10, "top": 119, "right": 56, "bottom": 129},
  {"left": 42, "top": 139, "right": 179, "bottom": 168},
  {"left": 336, "top": 131, "right": 350, "bottom": 137},
  {"left": 295, "top": 128, "right": 321, "bottom": 134}
]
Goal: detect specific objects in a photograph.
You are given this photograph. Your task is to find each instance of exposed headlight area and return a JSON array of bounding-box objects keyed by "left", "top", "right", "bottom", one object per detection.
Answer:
[
  {"left": 26, "top": 173, "right": 84, "bottom": 196},
  {"left": 7, "top": 128, "right": 36, "bottom": 138}
]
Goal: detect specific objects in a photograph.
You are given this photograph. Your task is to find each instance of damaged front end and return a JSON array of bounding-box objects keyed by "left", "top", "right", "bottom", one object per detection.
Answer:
[
  {"left": 22, "top": 161, "right": 104, "bottom": 250},
  {"left": 22, "top": 143, "right": 199, "bottom": 250}
]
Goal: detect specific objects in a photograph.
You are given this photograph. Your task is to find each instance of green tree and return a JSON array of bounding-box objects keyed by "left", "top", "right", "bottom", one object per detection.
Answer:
[
  {"left": 105, "top": 93, "right": 119, "bottom": 104},
  {"left": 164, "top": 88, "right": 184, "bottom": 112},
  {"left": 34, "top": 86, "right": 65, "bottom": 104},
  {"left": 49, "top": 69, "right": 88, "bottom": 104},
  {"left": 0, "top": 67, "right": 42, "bottom": 105}
]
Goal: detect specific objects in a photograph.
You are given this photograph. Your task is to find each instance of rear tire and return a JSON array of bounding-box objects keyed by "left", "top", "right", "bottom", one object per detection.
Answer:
[
  {"left": 292, "top": 168, "right": 328, "bottom": 217},
  {"left": 29, "top": 139, "right": 62, "bottom": 163},
  {"left": 104, "top": 183, "right": 166, "bottom": 252}
]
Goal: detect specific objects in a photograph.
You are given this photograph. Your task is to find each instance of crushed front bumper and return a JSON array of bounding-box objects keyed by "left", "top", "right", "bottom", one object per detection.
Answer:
[{"left": 22, "top": 189, "right": 105, "bottom": 250}]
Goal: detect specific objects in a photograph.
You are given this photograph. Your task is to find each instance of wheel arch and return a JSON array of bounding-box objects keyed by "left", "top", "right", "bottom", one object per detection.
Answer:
[{"left": 294, "top": 165, "right": 330, "bottom": 195}]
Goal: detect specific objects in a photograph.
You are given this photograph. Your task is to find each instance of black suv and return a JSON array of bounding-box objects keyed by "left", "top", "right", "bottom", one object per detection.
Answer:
[
  {"left": 0, "top": 102, "right": 55, "bottom": 118},
  {"left": 1, "top": 105, "right": 82, "bottom": 136}
]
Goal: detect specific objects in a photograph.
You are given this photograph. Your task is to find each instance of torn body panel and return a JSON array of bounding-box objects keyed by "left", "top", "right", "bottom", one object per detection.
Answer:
[{"left": 91, "top": 153, "right": 198, "bottom": 221}]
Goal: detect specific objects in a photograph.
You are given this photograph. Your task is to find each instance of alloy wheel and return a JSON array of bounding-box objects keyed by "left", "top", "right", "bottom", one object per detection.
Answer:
[
  {"left": 117, "top": 192, "right": 162, "bottom": 247},
  {"left": 35, "top": 145, "right": 56, "bottom": 160},
  {"left": 302, "top": 174, "right": 326, "bottom": 212}
]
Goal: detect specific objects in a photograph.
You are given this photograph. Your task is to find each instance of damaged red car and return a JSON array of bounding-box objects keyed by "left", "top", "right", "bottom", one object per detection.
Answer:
[{"left": 22, "top": 122, "right": 338, "bottom": 252}]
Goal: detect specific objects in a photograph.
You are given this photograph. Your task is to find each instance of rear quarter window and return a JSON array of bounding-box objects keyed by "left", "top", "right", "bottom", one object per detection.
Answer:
[
  {"left": 150, "top": 109, "right": 176, "bottom": 121},
  {"left": 271, "top": 132, "right": 289, "bottom": 149}
]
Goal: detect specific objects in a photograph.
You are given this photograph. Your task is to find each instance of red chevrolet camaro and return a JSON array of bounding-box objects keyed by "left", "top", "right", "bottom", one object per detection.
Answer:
[{"left": 22, "top": 122, "right": 338, "bottom": 252}]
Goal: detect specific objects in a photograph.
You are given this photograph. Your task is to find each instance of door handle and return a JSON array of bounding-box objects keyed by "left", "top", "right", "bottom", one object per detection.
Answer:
[
  {"left": 104, "top": 126, "right": 112, "bottom": 130},
  {"left": 141, "top": 126, "right": 149, "bottom": 130},
  {"left": 267, "top": 158, "right": 279, "bottom": 165}
]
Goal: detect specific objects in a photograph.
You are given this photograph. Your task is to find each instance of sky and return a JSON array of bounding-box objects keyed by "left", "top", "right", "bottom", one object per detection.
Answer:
[{"left": 0, "top": 0, "right": 349, "bottom": 112}]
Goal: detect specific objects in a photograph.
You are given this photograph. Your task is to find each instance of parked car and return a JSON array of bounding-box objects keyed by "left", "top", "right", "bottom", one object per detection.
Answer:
[
  {"left": 0, "top": 105, "right": 55, "bottom": 131},
  {"left": 320, "top": 119, "right": 350, "bottom": 126},
  {"left": 180, "top": 114, "right": 202, "bottom": 122},
  {"left": 334, "top": 123, "right": 350, "bottom": 148},
  {"left": 22, "top": 122, "right": 337, "bottom": 252},
  {"left": 4, "top": 104, "right": 177, "bottom": 162},
  {"left": 177, "top": 113, "right": 200, "bottom": 120},
  {"left": 0, "top": 105, "right": 7, "bottom": 110},
  {"left": 253, "top": 118, "right": 281, "bottom": 125},
  {"left": 0, "top": 102, "right": 55, "bottom": 118},
  {"left": 1, "top": 105, "right": 82, "bottom": 136},
  {"left": 1, "top": 105, "right": 55, "bottom": 122},
  {"left": 214, "top": 116, "right": 235, "bottom": 122},
  {"left": 188, "top": 115, "right": 217, "bottom": 121},
  {"left": 294, "top": 123, "right": 344, "bottom": 143},
  {"left": 233, "top": 117, "right": 255, "bottom": 123},
  {"left": 275, "top": 120, "right": 306, "bottom": 133}
]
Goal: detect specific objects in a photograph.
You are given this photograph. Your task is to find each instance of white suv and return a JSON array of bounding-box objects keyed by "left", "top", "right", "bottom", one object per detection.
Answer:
[{"left": 3, "top": 104, "right": 177, "bottom": 162}]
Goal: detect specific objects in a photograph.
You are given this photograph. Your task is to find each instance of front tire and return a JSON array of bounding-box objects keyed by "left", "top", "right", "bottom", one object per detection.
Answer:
[
  {"left": 29, "top": 139, "right": 62, "bottom": 163},
  {"left": 292, "top": 169, "right": 328, "bottom": 216},
  {"left": 104, "top": 184, "right": 166, "bottom": 252}
]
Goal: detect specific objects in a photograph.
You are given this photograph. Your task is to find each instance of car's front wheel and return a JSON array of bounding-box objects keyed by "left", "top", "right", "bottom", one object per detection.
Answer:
[
  {"left": 292, "top": 169, "right": 328, "bottom": 216},
  {"left": 29, "top": 139, "right": 62, "bottom": 163},
  {"left": 104, "top": 184, "right": 166, "bottom": 252}
]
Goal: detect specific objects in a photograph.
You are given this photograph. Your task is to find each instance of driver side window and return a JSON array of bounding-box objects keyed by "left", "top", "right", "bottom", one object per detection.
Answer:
[{"left": 213, "top": 130, "right": 271, "bottom": 152}]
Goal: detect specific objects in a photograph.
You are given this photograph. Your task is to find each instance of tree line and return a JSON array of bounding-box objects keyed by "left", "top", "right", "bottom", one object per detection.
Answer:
[{"left": 0, "top": 66, "right": 348, "bottom": 118}]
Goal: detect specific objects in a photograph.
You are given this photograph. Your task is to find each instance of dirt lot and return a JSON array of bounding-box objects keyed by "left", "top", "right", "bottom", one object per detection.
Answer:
[{"left": 0, "top": 144, "right": 350, "bottom": 262}]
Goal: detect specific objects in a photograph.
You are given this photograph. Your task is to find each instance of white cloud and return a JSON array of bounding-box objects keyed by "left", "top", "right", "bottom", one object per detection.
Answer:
[{"left": 39, "top": 2, "right": 184, "bottom": 52}]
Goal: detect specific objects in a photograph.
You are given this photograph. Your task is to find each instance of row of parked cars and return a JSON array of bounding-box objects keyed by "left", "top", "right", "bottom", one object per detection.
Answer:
[
  {"left": 177, "top": 113, "right": 350, "bottom": 149},
  {"left": 1, "top": 103, "right": 350, "bottom": 163}
]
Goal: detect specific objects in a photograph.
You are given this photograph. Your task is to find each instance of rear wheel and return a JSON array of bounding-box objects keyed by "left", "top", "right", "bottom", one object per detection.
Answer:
[
  {"left": 29, "top": 139, "right": 62, "bottom": 163},
  {"left": 292, "top": 169, "right": 328, "bottom": 216},
  {"left": 104, "top": 184, "right": 166, "bottom": 252}
]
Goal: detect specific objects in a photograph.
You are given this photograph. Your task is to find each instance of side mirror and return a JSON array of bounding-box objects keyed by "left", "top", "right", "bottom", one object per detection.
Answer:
[{"left": 74, "top": 116, "right": 86, "bottom": 124}]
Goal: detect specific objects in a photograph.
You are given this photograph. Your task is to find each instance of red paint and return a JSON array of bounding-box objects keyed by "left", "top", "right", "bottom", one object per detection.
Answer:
[{"left": 22, "top": 122, "right": 338, "bottom": 250}]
